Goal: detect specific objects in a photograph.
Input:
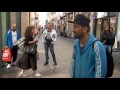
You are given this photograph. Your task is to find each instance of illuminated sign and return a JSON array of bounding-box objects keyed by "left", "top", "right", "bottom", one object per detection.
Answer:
[{"left": 97, "top": 12, "right": 108, "bottom": 18}]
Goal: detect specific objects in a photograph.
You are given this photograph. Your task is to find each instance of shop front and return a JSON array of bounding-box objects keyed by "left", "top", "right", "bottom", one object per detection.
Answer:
[
  {"left": 94, "top": 12, "right": 107, "bottom": 40},
  {"left": 57, "top": 20, "right": 60, "bottom": 34},
  {"left": 67, "top": 12, "right": 73, "bottom": 37},
  {"left": 94, "top": 12, "right": 120, "bottom": 49},
  {"left": 60, "top": 15, "right": 67, "bottom": 37},
  {"left": 94, "top": 12, "right": 118, "bottom": 41}
]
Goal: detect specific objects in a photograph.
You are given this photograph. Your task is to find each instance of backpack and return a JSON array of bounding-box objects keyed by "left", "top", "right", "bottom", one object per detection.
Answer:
[{"left": 92, "top": 40, "right": 114, "bottom": 78}]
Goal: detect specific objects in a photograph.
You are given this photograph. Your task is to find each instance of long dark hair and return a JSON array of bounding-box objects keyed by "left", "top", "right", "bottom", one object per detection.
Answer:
[
  {"left": 24, "top": 25, "right": 35, "bottom": 38},
  {"left": 104, "top": 25, "right": 110, "bottom": 33}
]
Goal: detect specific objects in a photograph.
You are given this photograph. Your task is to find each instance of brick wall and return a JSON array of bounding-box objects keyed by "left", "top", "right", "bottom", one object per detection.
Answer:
[
  {"left": 10, "top": 12, "right": 16, "bottom": 25},
  {"left": 30, "top": 12, "right": 35, "bottom": 25},
  {"left": 21, "top": 12, "right": 29, "bottom": 37}
]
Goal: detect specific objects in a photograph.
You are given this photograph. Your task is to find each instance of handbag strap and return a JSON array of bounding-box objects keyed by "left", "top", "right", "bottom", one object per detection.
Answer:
[
  {"left": 19, "top": 43, "right": 36, "bottom": 54},
  {"left": 18, "top": 45, "right": 26, "bottom": 53}
]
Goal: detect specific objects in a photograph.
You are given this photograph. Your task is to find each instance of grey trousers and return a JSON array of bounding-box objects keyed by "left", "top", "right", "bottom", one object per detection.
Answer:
[{"left": 44, "top": 43, "right": 56, "bottom": 63}]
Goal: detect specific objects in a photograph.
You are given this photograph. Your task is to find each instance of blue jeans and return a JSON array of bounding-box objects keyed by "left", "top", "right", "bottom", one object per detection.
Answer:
[
  {"left": 44, "top": 43, "right": 56, "bottom": 63},
  {"left": 104, "top": 45, "right": 112, "bottom": 53}
]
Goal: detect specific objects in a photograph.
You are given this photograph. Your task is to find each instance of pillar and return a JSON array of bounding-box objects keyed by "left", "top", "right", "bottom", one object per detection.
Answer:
[
  {"left": 1, "top": 12, "right": 7, "bottom": 47},
  {"left": 90, "top": 12, "right": 93, "bottom": 34},
  {"left": 0, "top": 12, "right": 2, "bottom": 67},
  {"left": 6, "top": 12, "right": 11, "bottom": 30},
  {"left": 1, "top": 12, "right": 7, "bottom": 66},
  {"left": 71, "top": 12, "right": 75, "bottom": 37},
  {"left": 66, "top": 14, "right": 68, "bottom": 37},
  {"left": 16, "top": 12, "right": 21, "bottom": 36},
  {"left": 117, "top": 12, "right": 120, "bottom": 49}
]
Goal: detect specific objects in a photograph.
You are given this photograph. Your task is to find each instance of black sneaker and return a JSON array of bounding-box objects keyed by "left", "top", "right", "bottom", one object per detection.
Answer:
[
  {"left": 11, "top": 62, "right": 16, "bottom": 66},
  {"left": 54, "top": 62, "right": 57, "bottom": 65},
  {"left": 44, "top": 62, "right": 49, "bottom": 65}
]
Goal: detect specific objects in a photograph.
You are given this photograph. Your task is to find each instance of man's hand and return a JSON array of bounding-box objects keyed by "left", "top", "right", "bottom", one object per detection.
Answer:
[{"left": 5, "top": 46, "right": 8, "bottom": 48}]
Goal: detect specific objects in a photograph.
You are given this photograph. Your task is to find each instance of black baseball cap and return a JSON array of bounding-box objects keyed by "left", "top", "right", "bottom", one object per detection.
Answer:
[{"left": 68, "top": 14, "right": 90, "bottom": 26}]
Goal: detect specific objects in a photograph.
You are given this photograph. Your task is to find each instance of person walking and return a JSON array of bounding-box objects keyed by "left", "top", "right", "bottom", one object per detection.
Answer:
[
  {"left": 69, "top": 14, "right": 107, "bottom": 78},
  {"left": 42, "top": 22, "right": 57, "bottom": 65},
  {"left": 4, "top": 24, "right": 21, "bottom": 69},
  {"left": 110, "top": 28, "right": 115, "bottom": 54},
  {"left": 18, "top": 25, "right": 41, "bottom": 77},
  {"left": 101, "top": 25, "right": 113, "bottom": 54}
]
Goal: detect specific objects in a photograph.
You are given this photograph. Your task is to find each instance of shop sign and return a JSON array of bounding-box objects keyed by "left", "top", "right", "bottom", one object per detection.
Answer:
[{"left": 97, "top": 12, "right": 108, "bottom": 18}]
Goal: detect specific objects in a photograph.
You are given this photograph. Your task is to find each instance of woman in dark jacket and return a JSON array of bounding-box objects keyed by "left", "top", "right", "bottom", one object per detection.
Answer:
[
  {"left": 101, "top": 25, "right": 113, "bottom": 53},
  {"left": 18, "top": 25, "right": 41, "bottom": 77}
]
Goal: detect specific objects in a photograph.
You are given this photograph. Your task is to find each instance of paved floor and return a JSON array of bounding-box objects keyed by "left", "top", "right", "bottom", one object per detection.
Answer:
[
  {"left": 16, "top": 36, "right": 74, "bottom": 78},
  {"left": 0, "top": 35, "right": 120, "bottom": 78},
  {"left": 111, "top": 52, "right": 120, "bottom": 78},
  {"left": 0, "top": 67, "right": 18, "bottom": 78}
]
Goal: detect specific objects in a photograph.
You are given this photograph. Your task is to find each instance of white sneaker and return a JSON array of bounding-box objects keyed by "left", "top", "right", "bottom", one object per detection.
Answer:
[
  {"left": 7, "top": 64, "right": 11, "bottom": 69},
  {"left": 18, "top": 71, "right": 28, "bottom": 78},
  {"left": 34, "top": 73, "right": 41, "bottom": 77}
]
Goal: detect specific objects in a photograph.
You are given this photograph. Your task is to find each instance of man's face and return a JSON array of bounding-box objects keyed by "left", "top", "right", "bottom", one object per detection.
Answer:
[
  {"left": 11, "top": 24, "right": 16, "bottom": 30},
  {"left": 73, "top": 23, "right": 85, "bottom": 39},
  {"left": 47, "top": 23, "right": 52, "bottom": 31}
]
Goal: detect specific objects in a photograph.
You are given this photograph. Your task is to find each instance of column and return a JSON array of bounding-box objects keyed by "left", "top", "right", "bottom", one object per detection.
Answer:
[
  {"left": 1, "top": 12, "right": 7, "bottom": 66},
  {"left": 0, "top": 12, "right": 2, "bottom": 67},
  {"left": 6, "top": 12, "right": 11, "bottom": 30},
  {"left": 90, "top": 12, "right": 96, "bottom": 34},
  {"left": 1, "top": 12, "right": 7, "bottom": 47},
  {"left": 66, "top": 14, "right": 68, "bottom": 37},
  {"left": 16, "top": 12, "right": 21, "bottom": 36},
  {"left": 117, "top": 12, "right": 120, "bottom": 49},
  {"left": 71, "top": 12, "right": 75, "bottom": 37}
]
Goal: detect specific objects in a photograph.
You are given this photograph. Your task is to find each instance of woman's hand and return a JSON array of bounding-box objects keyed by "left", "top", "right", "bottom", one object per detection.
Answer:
[
  {"left": 33, "top": 39, "right": 38, "bottom": 43},
  {"left": 28, "top": 39, "right": 38, "bottom": 44},
  {"left": 5, "top": 46, "right": 8, "bottom": 48}
]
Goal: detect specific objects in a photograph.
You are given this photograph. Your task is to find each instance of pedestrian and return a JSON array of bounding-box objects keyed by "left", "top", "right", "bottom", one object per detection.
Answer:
[
  {"left": 18, "top": 25, "right": 41, "bottom": 77},
  {"left": 42, "top": 22, "right": 57, "bottom": 65},
  {"left": 110, "top": 28, "right": 115, "bottom": 53},
  {"left": 37, "top": 26, "right": 41, "bottom": 37},
  {"left": 4, "top": 24, "right": 21, "bottom": 69},
  {"left": 101, "top": 25, "right": 113, "bottom": 53},
  {"left": 69, "top": 14, "right": 107, "bottom": 78}
]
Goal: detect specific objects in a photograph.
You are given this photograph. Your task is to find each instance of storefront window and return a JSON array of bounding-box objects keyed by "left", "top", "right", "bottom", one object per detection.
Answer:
[
  {"left": 110, "top": 17, "right": 116, "bottom": 33},
  {"left": 103, "top": 19, "right": 109, "bottom": 28}
]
